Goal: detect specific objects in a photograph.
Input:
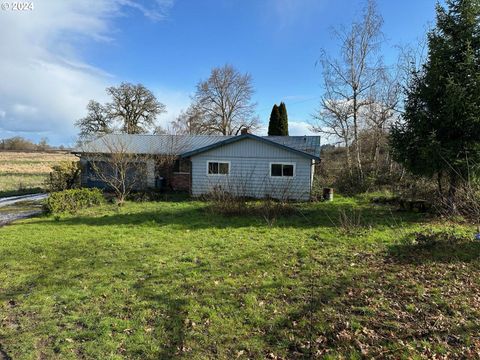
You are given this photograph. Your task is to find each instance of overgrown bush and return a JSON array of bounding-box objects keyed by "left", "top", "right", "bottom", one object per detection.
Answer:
[
  {"left": 335, "top": 169, "right": 374, "bottom": 195},
  {"left": 47, "top": 161, "right": 81, "bottom": 192},
  {"left": 204, "top": 186, "right": 248, "bottom": 216},
  {"left": 45, "top": 188, "right": 103, "bottom": 214},
  {"left": 258, "top": 198, "right": 296, "bottom": 227},
  {"left": 204, "top": 186, "right": 296, "bottom": 224},
  {"left": 314, "top": 145, "right": 406, "bottom": 196},
  {"left": 432, "top": 182, "right": 480, "bottom": 222}
]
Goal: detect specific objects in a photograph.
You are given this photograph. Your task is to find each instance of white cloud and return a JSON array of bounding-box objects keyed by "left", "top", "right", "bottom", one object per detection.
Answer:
[
  {"left": 267, "top": 0, "right": 328, "bottom": 29},
  {"left": 255, "top": 120, "right": 317, "bottom": 137},
  {"left": 288, "top": 121, "right": 317, "bottom": 136},
  {"left": 0, "top": 0, "right": 174, "bottom": 145},
  {"left": 153, "top": 88, "right": 191, "bottom": 130}
]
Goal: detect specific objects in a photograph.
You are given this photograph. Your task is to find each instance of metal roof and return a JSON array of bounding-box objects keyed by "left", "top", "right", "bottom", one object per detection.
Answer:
[
  {"left": 180, "top": 134, "right": 320, "bottom": 160},
  {"left": 264, "top": 135, "right": 321, "bottom": 159},
  {"left": 76, "top": 133, "right": 321, "bottom": 159}
]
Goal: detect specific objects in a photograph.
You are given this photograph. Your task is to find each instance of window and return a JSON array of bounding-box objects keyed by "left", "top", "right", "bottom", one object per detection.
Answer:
[
  {"left": 173, "top": 159, "right": 191, "bottom": 174},
  {"left": 270, "top": 163, "right": 295, "bottom": 177},
  {"left": 207, "top": 161, "right": 230, "bottom": 175}
]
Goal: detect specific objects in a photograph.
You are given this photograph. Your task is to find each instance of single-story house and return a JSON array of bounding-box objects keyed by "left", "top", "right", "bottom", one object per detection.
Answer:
[{"left": 74, "top": 132, "right": 321, "bottom": 201}]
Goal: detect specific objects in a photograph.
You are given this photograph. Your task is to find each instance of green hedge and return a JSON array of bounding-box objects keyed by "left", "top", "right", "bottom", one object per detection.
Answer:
[{"left": 45, "top": 188, "right": 104, "bottom": 214}]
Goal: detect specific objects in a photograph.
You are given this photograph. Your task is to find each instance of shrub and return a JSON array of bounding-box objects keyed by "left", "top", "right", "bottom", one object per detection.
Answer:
[
  {"left": 258, "top": 198, "right": 295, "bottom": 227},
  {"left": 335, "top": 168, "right": 374, "bottom": 195},
  {"left": 47, "top": 161, "right": 81, "bottom": 192},
  {"left": 204, "top": 186, "right": 248, "bottom": 216},
  {"left": 204, "top": 187, "right": 296, "bottom": 225},
  {"left": 45, "top": 188, "right": 103, "bottom": 214},
  {"left": 432, "top": 182, "right": 480, "bottom": 222}
]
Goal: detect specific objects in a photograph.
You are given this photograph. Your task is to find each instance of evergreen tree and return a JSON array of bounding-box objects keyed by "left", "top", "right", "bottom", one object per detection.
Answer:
[
  {"left": 390, "top": 0, "right": 480, "bottom": 197},
  {"left": 278, "top": 102, "right": 289, "bottom": 136},
  {"left": 268, "top": 104, "right": 281, "bottom": 135}
]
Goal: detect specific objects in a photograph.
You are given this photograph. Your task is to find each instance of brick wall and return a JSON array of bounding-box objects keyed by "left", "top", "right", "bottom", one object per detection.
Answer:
[
  {"left": 155, "top": 158, "right": 191, "bottom": 192},
  {"left": 170, "top": 173, "right": 191, "bottom": 192}
]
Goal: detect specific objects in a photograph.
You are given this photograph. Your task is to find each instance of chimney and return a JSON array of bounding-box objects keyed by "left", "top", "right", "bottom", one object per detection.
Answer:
[{"left": 240, "top": 128, "right": 249, "bottom": 135}]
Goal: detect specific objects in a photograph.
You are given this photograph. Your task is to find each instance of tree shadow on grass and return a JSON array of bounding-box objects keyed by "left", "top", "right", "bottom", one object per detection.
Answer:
[
  {"left": 387, "top": 241, "right": 480, "bottom": 264},
  {"left": 0, "top": 243, "right": 90, "bottom": 302},
  {"left": 262, "top": 274, "right": 354, "bottom": 357},
  {"left": 141, "top": 292, "right": 188, "bottom": 360},
  {"left": 26, "top": 201, "right": 425, "bottom": 231}
]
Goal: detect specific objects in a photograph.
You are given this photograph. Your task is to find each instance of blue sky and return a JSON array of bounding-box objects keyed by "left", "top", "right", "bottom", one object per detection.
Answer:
[{"left": 0, "top": 0, "right": 438, "bottom": 145}]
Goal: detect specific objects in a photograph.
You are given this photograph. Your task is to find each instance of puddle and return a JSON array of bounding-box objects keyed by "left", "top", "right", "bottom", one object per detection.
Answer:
[{"left": 0, "top": 199, "right": 45, "bottom": 226}]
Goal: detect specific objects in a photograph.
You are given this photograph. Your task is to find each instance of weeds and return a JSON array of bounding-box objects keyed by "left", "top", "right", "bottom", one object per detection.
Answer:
[
  {"left": 204, "top": 187, "right": 297, "bottom": 225},
  {"left": 203, "top": 186, "right": 249, "bottom": 216},
  {"left": 337, "top": 209, "right": 364, "bottom": 235}
]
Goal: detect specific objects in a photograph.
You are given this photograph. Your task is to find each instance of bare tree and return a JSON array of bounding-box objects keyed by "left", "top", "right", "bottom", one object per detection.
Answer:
[
  {"left": 311, "top": 98, "right": 354, "bottom": 173},
  {"left": 191, "top": 64, "right": 259, "bottom": 135},
  {"left": 154, "top": 135, "right": 192, "bottom": 190},
  {"left": 314, "top": 0, "right": 384, "bottom": 179},
  {"left": 170, "top": 104, "right": 205, "bottom": 135},
  {"left": 365, "top": 68, "right": 401, "bottom": 172},
  {"left": 83, "top": 137, "right": 150, "bottom": 204},
  {"left": 105, "top": 82, "right": 166, "bottom": 134},
  {"left": 153, "top": 125, "right": 167, "bottom": 135},
  {"left": 75, "top": 100, "right": 112, "bottom": 140},
  {"left": 396, "top": 40, "right": 428, "bottom": 94}
]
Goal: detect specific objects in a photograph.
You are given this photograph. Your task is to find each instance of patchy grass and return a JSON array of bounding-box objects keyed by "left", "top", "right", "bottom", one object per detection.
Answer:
[
  {"left": 0, "top": 197, "right": 479, "bottom": 359},
  {"left": 0, "top": 151, "right": 76, "bottom": 195}
]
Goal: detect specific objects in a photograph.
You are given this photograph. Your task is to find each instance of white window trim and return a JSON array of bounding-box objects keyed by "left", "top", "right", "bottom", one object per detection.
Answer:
[
  {"left": 269, "top": 162, "right": 296, "bottom": 178},
  {"left": 206, "top": 160, "right": 231, "bottom": 176}
]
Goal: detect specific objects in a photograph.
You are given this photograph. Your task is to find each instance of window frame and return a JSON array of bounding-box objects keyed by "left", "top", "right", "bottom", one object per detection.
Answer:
[
  {"left": 269, "top": 162, "right": 296, "bottom": 178},
  {"left": 206, "top": 160, "right": 231, "bottom": 176}
]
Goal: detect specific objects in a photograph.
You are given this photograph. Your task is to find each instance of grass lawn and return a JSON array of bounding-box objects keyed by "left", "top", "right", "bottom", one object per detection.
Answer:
[
  {"left": 1, "top": 196, "right": 479, "bottom": 359},
  {"left": 0, "top": 151, "right": 76, "bottom": 195}
]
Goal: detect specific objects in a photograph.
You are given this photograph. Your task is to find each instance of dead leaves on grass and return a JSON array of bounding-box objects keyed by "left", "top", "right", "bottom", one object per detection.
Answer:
[{"left": 309, "top": 251, "right": 480, "bottom": 358}]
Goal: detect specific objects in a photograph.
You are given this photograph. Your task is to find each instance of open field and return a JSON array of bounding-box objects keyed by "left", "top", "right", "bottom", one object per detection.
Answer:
[
  {"left": 0, "top": 151, "right": 76, "bottom": 195},
  {"left": 0, "top": 196, "right": 479, "bottom": 359}
]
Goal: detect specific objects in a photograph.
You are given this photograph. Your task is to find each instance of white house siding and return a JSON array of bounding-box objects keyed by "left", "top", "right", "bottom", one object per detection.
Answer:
[{"left": 190, "top": 138, "right": 314, "bottom": 201}]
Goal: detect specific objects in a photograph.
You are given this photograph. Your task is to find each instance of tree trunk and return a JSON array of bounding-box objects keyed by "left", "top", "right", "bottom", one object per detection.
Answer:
[
  {"left": 352, "top": 90, "right": 363, "bottom": 180},
  {"left": 385, "top": 150, "right": 390, "bottom": 174},
  {"left": 344, "top": 138, "right": 353, "bottom": 176},
  {"left": 447, "top": 174, "right": 458, "bottom": 214},
  {"left": 372, "top": 127, "right": 382, "bottom": 176},
  {"left": 398, "top": 167, "right": 405, "bottom": 182},
  {"left": 437, "top": 171, "right": 443, "bottom": 195}
]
